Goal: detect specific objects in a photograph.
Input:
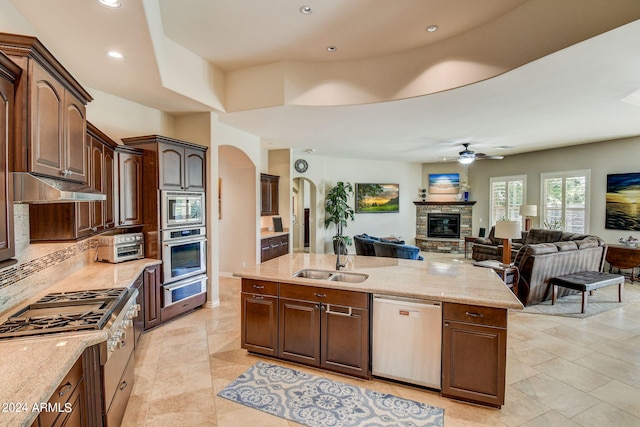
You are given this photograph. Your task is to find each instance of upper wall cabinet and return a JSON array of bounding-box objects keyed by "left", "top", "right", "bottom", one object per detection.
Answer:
[
  {"left": 261, "top": 173, "right": 279, "bottom": 216},
  {"left": 115, "top": 145, "right": 143, "bottom": 228},
  {"left": 0, "top": 33, "right": 93, "bottom": 184},
  {"left": 122, "top": 135, "right": 207, "bottom": 192},
  {"left": 0, "top": 52, "right": 20, "bottom": 262}
]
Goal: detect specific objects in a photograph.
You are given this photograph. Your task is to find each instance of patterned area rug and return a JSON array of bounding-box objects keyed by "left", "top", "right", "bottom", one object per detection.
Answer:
[
  {"left": 218, "top": 361, "right": 444, "bottom": 427},
  {"left": 521, "top": 281, "right": 640, "bottom": 318}
]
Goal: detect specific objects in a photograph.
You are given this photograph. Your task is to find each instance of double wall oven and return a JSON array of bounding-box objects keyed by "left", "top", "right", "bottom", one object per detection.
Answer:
[{"left": 160, "top": 191, "right": 208, "bottom": 307}]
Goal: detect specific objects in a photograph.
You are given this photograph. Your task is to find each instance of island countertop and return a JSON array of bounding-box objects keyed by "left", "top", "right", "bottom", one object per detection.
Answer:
[{"left": 233, "top": 253, "right": 523, "bottom": 310}]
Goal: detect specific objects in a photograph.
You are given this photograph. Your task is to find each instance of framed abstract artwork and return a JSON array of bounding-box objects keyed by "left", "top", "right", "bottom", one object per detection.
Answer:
[{"left": 606, "top": 172, "right": 640, "bottom": 231}]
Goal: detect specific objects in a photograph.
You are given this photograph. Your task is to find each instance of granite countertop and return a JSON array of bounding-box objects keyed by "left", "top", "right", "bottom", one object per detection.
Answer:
[
  {"left": 260, "top": 230, "right": 289, "bottom": 238},
  {"left": 0, "top": 258, "right": 161, "bottom": 427},
  {"left": 233, "top": 253, "right": 523, "bottom": 310}
]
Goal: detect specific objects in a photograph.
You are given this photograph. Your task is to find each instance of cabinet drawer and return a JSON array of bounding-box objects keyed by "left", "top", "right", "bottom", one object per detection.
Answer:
[
  {"left": 242, "top": 279, "right": 278, "bottom": 296},
  {"left": 39, "top": 357, "right": 83, "bottom": 427},
  {"left": 443, "top": 303, "right": 507, "bottom": 328},
  {"left": 105, "top": 352, "right": 135, "bottom": 427},
  {"left": 160, "top": 291, "right": 206, "bottom": 323},
  {"left": 280, "top": 283, "right": 368, "bottom": 309}
]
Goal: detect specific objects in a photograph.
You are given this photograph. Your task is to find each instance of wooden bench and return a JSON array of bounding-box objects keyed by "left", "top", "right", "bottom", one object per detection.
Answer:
[{"left": 549, "top": 271, "right": 625, "bottom": 313}]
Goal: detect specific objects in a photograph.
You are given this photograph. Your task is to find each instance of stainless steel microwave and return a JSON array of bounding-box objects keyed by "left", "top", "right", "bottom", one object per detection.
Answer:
[{"left": 161, "top": 191, "right": 205, "bottom": 229}]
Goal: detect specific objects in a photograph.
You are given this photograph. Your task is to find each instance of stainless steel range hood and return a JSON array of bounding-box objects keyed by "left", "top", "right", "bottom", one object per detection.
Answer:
[{"left": 13, "top": 173, "right": 106, "bottom": 203}]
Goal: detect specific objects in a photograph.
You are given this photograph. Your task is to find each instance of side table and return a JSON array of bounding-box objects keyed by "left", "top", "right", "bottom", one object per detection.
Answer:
[
  {"left": 473, "top": 260, "right": 519, "bottom": 297},
  {"left": 464, "top": 236, "right": 478, "bottom": 258},
  {"left": 606, "top": 244, "right": 640, "bottom": 282}
]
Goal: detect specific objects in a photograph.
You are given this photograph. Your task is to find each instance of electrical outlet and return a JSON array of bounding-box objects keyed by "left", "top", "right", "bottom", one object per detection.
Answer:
[{"left": 242, "top": 261, "right": 247, "bottom": 267}]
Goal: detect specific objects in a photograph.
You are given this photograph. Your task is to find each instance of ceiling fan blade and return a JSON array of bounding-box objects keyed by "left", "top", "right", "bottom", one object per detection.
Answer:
[{"left": 475, "top": 154, "right": 504, "bottom": 160}]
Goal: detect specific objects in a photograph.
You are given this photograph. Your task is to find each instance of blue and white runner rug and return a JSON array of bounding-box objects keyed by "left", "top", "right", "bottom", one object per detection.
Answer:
[{"left": 218, "top": 361, "right": 444, "bottom": 427}]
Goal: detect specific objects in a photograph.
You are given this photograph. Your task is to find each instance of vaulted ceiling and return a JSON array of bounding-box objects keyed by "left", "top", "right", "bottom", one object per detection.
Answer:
[{"left": 7, "top": 0, "right": 640, "bottom": 162}]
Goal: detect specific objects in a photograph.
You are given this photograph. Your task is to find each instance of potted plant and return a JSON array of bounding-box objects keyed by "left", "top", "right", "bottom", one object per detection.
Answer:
[{"left": 324, "top": 181, "right": 355, "bottom": 255}]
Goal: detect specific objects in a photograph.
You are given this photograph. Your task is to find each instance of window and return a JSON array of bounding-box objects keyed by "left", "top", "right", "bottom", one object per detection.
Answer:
[
  {"left": 489, "top": 175, "right": 526, "bottom": 227},
  {"left": 541, "top": 170, "right": 589, "bottom": 233}
]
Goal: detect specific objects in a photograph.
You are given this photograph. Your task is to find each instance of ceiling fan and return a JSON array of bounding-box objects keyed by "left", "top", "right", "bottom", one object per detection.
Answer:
[{"left": 456, "top": 143, "right": 504, "bottom": 164}]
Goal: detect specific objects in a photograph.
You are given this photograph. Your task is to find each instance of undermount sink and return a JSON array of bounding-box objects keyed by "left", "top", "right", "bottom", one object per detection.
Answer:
[{"left": 292, "top": 269, "right": 369, "bottom": 283}]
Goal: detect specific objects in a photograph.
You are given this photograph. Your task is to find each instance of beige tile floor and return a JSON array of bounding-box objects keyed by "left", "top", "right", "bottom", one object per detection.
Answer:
[{"left": 122, "top": 254, "right": 640, "bottom": 427}]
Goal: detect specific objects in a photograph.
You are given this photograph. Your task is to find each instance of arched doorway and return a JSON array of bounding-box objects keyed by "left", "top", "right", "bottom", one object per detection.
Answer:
[{"left": 292, "top": 177, "right": 318, "bottom": 253}]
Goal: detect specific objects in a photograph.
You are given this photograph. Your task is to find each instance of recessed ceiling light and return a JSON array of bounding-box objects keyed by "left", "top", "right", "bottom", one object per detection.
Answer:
[
  {"left": 494, "top": 145, "right": 514, "bottom": 150},
  {"left": 426, "top": 25, "right": 439, "bottom": 33},
  {"left": 106, "top": 50, "right": 124, "bottom": 60},
  {"left": 326, "top": 46, "right": 337, "bottom": 52},
  {"left": 299, "top": 6, "right": 312, "bottom": 14},
  {"left": 98, "top": 0, "right": 121, "bottom": 8},
  {"left": 303, "top": 148, "right": 316, "bottom": 153}
]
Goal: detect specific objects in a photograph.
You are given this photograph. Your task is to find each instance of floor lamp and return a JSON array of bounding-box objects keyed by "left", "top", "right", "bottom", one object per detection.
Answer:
[
  {"left": 495, "top": 220, "right": 521, "bottom": 267},
  {"left": 519, "top": 204, "right": 537, "bottom": 231}
]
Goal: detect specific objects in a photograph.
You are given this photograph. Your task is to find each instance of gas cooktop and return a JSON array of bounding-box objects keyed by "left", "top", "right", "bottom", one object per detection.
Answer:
[{"left": 0, "top": 288, "right": 132, "bottom": 340}]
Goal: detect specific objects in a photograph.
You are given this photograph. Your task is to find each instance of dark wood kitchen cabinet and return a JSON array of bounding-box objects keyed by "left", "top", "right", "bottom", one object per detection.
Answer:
[
  {"left": 278, "top": 283, "right": 370, "bottom": 378},
  {"left": 260, "top": 173, "right": 279, "bottom": 216},
  {"left": 0, "top": 51, "right": 20, "bottom": 263},
  {"left": 121, "top": 135, "right": 207, "bottom": 260},
  {"left": 115, "top": 145, "right": 143, "bottom": 228},
  {"left": 122, "top": 135, "right": 206, "bottom": 192},
  {"left": 442, "top": 302, "right": 507, "bottom": 408},
  {"left": 260, "top": 234, "right": 289, "bottom": 262},
  {"left": 0, "top": 33, "right": 92, "bottom": 183},
  {"left": 28, "top": 123, "right": 118, "bottom": 242},
  {"left": 32, "top": 356, "right": 87, "bottom": 427},
  {"left": 143, "top": 264, "right": 162, "bottom": 330},
  {"left": 241, "top": 279, "right": 278, "bottom": 357}
]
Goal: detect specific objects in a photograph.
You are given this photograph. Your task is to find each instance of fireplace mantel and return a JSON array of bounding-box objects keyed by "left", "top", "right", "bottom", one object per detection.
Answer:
[{"left": 414, "top": 201, "right": 476, "bottom": 206}]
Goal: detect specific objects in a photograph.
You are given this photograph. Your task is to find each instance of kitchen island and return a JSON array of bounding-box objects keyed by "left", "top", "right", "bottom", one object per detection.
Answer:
[
  {"left": 0, "top": 259, "right": 161, "bottom": 427},
  {"left": 234, "top": 253, "right": 523, "bottom": 408}
]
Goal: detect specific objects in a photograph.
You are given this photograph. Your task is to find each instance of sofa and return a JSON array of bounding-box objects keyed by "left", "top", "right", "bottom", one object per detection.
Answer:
[
  {"left": 471, "top": 227, "right": 602, "bottom": 262},
  {"left": 354, "top": 234, "right": 424, "bottom": 260},
  {"left": 515, "top": 237, "right": 607, "bottom": 306}
]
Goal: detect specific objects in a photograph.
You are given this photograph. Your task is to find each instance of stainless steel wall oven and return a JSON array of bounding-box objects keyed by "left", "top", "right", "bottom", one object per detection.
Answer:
[{"left": 161, "top": 226, "right": 207, "bottom": 284}]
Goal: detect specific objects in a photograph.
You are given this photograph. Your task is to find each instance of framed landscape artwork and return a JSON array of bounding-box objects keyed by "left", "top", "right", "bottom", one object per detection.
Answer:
[
  {"left": 428, "top": 173, "right": 460, "bottom": 194},
  {"left": 606, "top": 172, "right": 640, "bottom": 231},
  {"left": 355, "top": 183, "right": 400, "bottom": 213}
]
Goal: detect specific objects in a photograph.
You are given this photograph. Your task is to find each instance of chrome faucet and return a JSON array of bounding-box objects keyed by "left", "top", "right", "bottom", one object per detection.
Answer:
[{"left": 335, "top": 239, "right": 346, "bottom": 271}]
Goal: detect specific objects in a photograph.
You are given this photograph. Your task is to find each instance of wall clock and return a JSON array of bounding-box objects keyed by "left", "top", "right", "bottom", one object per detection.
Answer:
[{"left": 294, "top": 159, "right": 308, "bottom": 173}]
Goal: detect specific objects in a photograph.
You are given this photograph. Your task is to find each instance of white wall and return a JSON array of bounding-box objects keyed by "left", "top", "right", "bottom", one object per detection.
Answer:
[{"left": 291, "top": 155, "right": 422, "bottom": 254}]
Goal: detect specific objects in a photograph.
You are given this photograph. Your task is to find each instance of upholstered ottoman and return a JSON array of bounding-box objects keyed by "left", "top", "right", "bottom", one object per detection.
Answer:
[{"left": 550, "top": 271, "right": 625, "bottom": 313}]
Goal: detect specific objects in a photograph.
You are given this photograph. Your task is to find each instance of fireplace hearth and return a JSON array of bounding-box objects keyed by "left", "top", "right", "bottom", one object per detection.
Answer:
[{"left": 428, "top": 213, "right": 460, "bottom": 239}]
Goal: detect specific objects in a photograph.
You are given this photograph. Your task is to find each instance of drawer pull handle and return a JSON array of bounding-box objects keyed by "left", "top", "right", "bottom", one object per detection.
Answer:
[
  {"left": 253, "top": 285, "right": 265, "bottom": 289},
  {"left": 119, "top": 381, "right": 128, "bottom": 391},
  {"left": 58, "top": 382, "right": 72, "bottom": 397},
  {"left": 465, "top": 311, "right": 484, "bottom": 318},
  {"left": 325, "top": 304, "right": 352, "bottom": 317},
  {"left": 314, "top": 293, "right": 327, "bottom": 298},
  {"left": 253, "top": 296, "right": 264, "bottom": 300}
]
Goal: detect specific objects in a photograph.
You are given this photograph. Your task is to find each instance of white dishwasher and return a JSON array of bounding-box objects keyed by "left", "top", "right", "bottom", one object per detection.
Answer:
[{"left": 372, "top": 294, "right": 442, "bottom": 389}]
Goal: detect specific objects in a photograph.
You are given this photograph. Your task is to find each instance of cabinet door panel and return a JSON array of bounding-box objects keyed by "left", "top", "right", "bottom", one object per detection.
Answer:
[
  {"left": 321, "top": 305, "right": 369, "bottom": 377},
  {"left": 90, "top": 139, "right": 103, "bottom": 230},
  {"left": 442, "top": 320, "right": 506, "bottom": 407},
  {"left": 0, "top": 77, "right": 14, "bottom": 260},
  {"left": 118, "top": 153, "right": 143, "bottom": 226},
  {"left": 144, "top": 265, "right": 161, "bottom": 329},
  {"left": 64, "top": 92, "right": 87, "bottom": 183},
  {"left": 279, "top": 299, "right": 320, "bottom": 364},
  {"left": 31, "top": 63, "right": 64, "bottom": 176},
  {"left": 159, "top": 144, "right": 184, "bottom": 190},
  {"left": 103, "top": 146, "right": 115, "bottom": 229},
  {"left": 185, "top": 148, "right": 205, "bottom": 191},
  {"left": 242, "top": 293, "right": 278, "bottom": 356}
]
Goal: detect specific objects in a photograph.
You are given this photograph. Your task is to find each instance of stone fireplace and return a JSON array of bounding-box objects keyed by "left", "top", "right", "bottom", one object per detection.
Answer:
[{"left": 414, "top": 201, "right": 475, "bottom": 253}]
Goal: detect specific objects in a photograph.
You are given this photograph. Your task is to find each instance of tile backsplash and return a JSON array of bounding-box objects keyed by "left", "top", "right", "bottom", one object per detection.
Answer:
[{"left": 0, "top": 205, "right": 95, "bottom": 312}]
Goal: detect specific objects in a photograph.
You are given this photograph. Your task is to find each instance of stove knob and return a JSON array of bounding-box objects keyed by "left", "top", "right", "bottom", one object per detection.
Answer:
[
  {"left": 123, "top": 319, "right": 133, "bottom": 329},
  {"left": 107, "top": 338, "right": 116, "bottom": 352}
]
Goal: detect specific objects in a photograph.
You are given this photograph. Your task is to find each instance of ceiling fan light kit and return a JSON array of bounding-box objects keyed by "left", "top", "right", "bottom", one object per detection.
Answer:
[{"left": 456, "top": 143, "right": 504, "bottom": 164}]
